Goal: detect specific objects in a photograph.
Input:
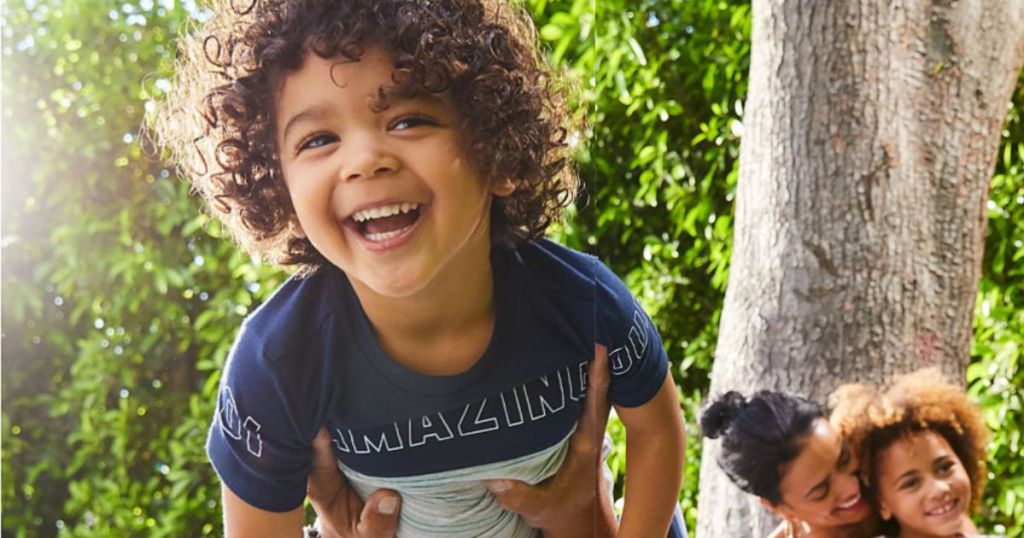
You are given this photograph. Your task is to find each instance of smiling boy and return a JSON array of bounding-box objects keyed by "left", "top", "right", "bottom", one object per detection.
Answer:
[
  {"left": 156, "top": 1, "right": 687, "bottom": 536},
  {"left": 277, "top": 49, "right": 509, "bottom": 373}
]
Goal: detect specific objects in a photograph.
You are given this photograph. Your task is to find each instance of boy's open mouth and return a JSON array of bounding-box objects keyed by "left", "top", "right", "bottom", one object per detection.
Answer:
[{"left": 348, "top": 202, "right": 422, "bottom": 243}]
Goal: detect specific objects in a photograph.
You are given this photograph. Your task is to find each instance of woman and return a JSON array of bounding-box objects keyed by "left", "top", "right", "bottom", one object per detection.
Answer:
[{"left": 701, "top": 391, "right": 879, "bottom": 538}]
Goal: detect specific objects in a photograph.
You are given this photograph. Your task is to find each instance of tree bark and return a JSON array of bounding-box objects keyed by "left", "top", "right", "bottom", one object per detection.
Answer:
[{"left": 696, "top": 1, "right": 1024, "bottom": 536}]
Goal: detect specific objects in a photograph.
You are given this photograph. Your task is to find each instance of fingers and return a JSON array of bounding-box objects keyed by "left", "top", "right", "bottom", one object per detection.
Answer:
[
  {"left": 307, "top": 428, "right": 360, "bottom": 538},
  {"left": 483, "top": 348, "right": 612, "bottom": 534},
  {"left": 306, "top": 428, "right": 402, "bottom": 538},
  {"left": 355, "top": 489, "right": 401, "bottom": 537},
  {"left": 485, "top": 479, "right": 546, "bottom": 525},
  {"left": 587, "top": 344, "right": 611, "bottom": 428},
  {"left": 310, "top": 428, "right": 339, "bottom": 476},
  {"left": 308, "top": 428, "right": 344, "bottom": 504},
  {"left": 573, "top": 344, "right": 611, "bottom": 454}
]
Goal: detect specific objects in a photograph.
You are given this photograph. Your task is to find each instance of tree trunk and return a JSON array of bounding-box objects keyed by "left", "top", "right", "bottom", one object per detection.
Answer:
[{"left": 696, "top": 0, "right": 1024, "bottom": 536}]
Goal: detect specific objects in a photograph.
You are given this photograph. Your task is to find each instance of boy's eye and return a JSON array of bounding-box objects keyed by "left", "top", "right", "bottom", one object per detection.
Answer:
[
  {"left": 297, "top": 134, "right": 338, "bottom": 153},
  {"left": 389, "top": 115, "right": 436, "bottom": 131}
]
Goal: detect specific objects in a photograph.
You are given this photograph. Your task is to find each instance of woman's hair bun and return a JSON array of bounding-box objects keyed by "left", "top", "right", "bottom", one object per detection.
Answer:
[{"left": 700, "top": 391, "right": 747, "bottom": 439}]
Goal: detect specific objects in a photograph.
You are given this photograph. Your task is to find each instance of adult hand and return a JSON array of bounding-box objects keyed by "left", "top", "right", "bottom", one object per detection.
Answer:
[
  {"left": 307, "top": 428, "right": 401, "bottom": 538},
  {"left": 485, "top": 345, "right": 618, "bottom": 538}
]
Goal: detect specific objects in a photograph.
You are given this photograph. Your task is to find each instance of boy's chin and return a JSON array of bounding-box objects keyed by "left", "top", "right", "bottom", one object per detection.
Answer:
[
  {"left": 361, "top": 279, "right": 425, "bottom": 300},
  {"left": 356, "top": 270, "right": 436, "bottom": 300}
]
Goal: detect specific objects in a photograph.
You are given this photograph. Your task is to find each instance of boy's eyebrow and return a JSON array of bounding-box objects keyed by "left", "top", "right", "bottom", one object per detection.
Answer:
[
  {"left": 376, "top": 91, "right": 452, "bottom": 116},
  {"left": 404, "top": 92, "right": 448, "bottom": 107},
  {"left": 280, "top": 104, "right": 335, "bottom": 142}
]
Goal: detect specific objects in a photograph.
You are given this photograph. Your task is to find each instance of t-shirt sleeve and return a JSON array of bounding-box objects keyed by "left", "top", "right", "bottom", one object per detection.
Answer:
[
  {"left": 595, "top": 260, "right": 669, "bottom": 408},
  {"left": 206, "top": 321, "right": 318, "bottom": 512}
]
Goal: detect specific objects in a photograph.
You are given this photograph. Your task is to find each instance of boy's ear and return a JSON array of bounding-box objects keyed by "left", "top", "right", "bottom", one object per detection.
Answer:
[{"left": 490, "top": 177, "right": 516, "bottom": 197}]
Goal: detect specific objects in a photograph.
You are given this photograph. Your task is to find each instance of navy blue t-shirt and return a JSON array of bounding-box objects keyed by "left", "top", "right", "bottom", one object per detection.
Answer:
[{"left": 208, "top": 239, "right": 671, "bottom": 515}]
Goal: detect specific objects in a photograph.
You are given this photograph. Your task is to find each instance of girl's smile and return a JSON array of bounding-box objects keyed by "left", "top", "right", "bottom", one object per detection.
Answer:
[{"left": 875, "top": 430, "right": 975, "bottom": 538}]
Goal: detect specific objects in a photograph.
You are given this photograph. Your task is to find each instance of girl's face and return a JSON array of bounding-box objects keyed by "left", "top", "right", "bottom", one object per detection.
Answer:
[
  {"left": 875, "top": 430, "right": 973, "bottom": 538},
  {"left": 770, "top": 419, "right": 872, "bottom": 528}
]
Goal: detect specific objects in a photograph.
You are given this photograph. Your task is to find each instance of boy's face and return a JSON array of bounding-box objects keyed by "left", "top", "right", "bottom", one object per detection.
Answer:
[
  {"left": 274, "top": 44, "right": 512, "bottom": 300},
  {"left": 875, "top": 431, "right": 972, "bottom": 538}
]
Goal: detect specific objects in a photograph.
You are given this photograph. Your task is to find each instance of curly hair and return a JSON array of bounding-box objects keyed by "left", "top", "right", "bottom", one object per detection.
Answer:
[
  {"left": 152, "top": 0, "right": 578, "bottom": 274},
  {"left": 830, "top": 368, "right": 989, "bottom": 515}
]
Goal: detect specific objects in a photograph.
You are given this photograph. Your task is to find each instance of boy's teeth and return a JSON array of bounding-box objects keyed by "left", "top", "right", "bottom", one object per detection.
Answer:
[
  {"left": 365, "top": 226, "right": 412, "bottom": 242},
  {"left": 353, "top": 203, "right": 418, "bottom": 223}
]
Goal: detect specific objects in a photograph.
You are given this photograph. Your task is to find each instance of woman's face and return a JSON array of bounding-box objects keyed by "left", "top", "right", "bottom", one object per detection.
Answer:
[
  {"left": 770, "top": 418, "right": 872, "bottom": 528},
  {"left": 874, "top": 430, "right": 973, "bottom": 538}
]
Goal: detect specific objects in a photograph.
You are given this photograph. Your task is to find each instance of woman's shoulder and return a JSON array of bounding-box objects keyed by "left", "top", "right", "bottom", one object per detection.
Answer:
[{"left": 765, "top": 523, "right": 788, "bottom": 538}]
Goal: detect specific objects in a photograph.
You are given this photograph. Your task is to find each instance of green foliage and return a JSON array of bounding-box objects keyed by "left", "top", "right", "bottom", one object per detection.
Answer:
[
  {"left": 578, "top": 0, "right": 750, "bottom": 530},
  {"left": 1, "top": 0, "right": 1020, "bottom": 536},
  {"left": 585, "top": 0, "right": 749, "bottom": 385},
  {"left": 531, "top": 2, "right": 750, "bottom": 529},
  {"left": 968, "top": 70, "right": 1024, "bottom": 537},
  {"left": 2, "top": 1, "right": 285, "bottom": 534}
]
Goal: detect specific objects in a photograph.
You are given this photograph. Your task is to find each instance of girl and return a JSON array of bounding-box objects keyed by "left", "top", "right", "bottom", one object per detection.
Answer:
[{"left": 831, "top": 369, "right": 994, "bottom": 538}]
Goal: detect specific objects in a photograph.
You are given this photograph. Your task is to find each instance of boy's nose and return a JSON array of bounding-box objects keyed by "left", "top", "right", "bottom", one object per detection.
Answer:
[{"left": 340, "top": 139, "right": 399, "bottom": 181}]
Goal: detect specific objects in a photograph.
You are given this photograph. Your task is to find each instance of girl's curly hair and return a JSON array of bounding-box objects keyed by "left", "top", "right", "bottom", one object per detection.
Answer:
[
  {"left": 153, "top": 0, "right": 578, "bottom": 274},
  {"left": 830, "top": 368, "right": 989, "bottom": 515}
]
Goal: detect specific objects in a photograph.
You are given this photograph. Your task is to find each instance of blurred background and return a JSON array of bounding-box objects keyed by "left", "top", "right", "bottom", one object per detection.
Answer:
[{"left": 2, "top": 0, "right": 1021, "bottom": 535}]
